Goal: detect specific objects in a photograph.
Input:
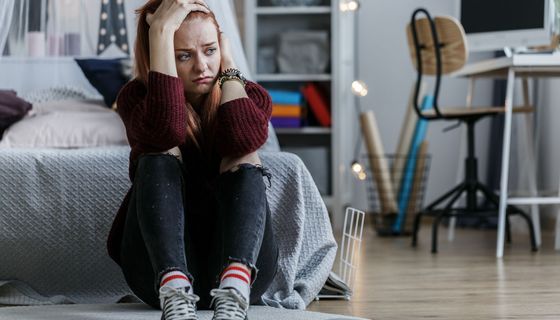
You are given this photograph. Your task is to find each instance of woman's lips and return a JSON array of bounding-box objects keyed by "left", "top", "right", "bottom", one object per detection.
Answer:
[{"left": 193, "top": 77, "right": 212, "bottom": 84}]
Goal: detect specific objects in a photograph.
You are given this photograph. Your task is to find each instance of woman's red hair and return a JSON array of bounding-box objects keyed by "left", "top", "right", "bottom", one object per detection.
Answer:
[{"left": 134, "top": 0, "right": 222, "bottom": 152}]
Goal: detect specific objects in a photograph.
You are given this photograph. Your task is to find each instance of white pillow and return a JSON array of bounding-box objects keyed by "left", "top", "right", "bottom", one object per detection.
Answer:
[
  {"left": 28, "top": 99, "right": 109, "bottom": 115},
  {"left": 0, "top": 99, "right": 128, "bottom": 148}
]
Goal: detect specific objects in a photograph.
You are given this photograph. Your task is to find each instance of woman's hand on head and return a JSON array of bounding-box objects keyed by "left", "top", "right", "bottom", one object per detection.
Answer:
[
  {"left": 219, "top": 32, "right": 237, "bottom": 70},
  {"left": 146, "top": 0, "right": 209, "bottom": 33}
]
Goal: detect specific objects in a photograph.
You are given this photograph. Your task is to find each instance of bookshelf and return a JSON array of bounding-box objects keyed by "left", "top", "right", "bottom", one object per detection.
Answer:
[{"left": 244, "top": 0, "right": 356, "bottom": 229}]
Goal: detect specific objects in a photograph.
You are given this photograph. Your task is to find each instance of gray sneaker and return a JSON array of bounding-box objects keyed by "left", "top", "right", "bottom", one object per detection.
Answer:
[
  {"left": 210, "top": 288, "right": 249, "bottom": 320},
  {"left": 159, "top": 286, "right": 199, "bottom": 320}
]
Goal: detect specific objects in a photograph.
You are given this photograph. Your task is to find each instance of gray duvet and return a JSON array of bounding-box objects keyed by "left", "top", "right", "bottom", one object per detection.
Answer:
[{"left": 0, "top": 147, "right": 336, "bottom": 309}]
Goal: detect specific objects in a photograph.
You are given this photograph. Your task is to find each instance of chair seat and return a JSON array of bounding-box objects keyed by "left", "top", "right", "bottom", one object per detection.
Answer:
[{"left": 421, "top": 105, "right": 534, "bottom": 118}]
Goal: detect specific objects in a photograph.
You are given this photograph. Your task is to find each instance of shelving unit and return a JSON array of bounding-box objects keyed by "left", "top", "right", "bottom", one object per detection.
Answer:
[{"left": 244, "top": 0, "right": 356, "bottom": 229}]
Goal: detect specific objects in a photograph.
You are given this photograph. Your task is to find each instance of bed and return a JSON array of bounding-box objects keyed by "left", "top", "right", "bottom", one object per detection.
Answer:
[{"left": 0, "top": 85, "right": 337, "bottom": 310}]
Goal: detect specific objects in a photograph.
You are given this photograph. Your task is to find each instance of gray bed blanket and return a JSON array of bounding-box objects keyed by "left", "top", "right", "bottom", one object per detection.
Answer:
[{"left": 0, "top": 147, "right": 336, "bottom": 309}]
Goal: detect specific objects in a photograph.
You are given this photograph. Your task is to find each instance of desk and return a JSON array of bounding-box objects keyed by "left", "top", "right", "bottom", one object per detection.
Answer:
[{"left": 454, "top": 53, "right": 560, "bottom": 258}]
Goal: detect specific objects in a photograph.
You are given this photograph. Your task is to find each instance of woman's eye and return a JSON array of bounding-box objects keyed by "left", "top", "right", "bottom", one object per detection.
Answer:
[
  {"left": 207, "top": 48, "right": 216, "bottom": 55},
  {"left": 177, "top": 53, "right": 190, "bottom": 61}
]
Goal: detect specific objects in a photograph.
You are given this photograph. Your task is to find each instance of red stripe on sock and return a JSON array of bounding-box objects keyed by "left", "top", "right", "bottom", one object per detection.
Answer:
[
  {"left": 160, "top": 274, "right": 189, "bottom": 287},
  {"left": 222, "top": 273, "right": 250, "bottom": 284},
  {"left": 222, "top": 266, "right": 251, "bottom": 280}
]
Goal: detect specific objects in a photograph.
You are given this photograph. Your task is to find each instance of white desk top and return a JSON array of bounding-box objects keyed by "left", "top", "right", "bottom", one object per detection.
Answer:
[{"left": 453, "top": 53, "right": 560, "bottom": 78}]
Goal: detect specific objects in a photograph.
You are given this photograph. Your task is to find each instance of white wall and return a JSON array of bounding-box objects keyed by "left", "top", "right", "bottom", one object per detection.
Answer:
[
  {"left": 536, "top": 79, "right": 560, "bottom": 227},
  {"left": 351, "top": 0, "right": 496, "bottom": 213}
]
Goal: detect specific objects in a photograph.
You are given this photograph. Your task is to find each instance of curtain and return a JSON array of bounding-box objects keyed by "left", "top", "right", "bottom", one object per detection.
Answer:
[
  {"left": 3, "top": 0, "right": 251, "bottom": 71},
  {"left": 0, "top": 0, "right": 15, "bottom": 55},
  {"left": 5, "top": 0, "right": 28, "bottom": 56}
]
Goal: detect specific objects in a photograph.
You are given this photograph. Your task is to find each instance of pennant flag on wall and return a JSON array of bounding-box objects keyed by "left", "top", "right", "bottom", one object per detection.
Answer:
[{"left": 97, "top": 0, "right": 129, "bottom": 55}]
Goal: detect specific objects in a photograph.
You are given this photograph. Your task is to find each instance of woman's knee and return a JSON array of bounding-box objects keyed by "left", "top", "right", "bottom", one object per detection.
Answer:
[
  {"left": 220, "top": 151, "right": 261, "bottom": 174},
  {"left": 137, "top": 153, "right": 181, "bottom": 172}
]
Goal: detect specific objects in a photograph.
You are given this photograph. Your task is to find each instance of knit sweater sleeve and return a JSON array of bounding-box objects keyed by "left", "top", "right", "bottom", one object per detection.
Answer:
[
  {"left": 214, "top": 81, "right": 272, "bottom": 158},
  {"left": 116, "top": 71, "right": 187, "bottom": 154}
]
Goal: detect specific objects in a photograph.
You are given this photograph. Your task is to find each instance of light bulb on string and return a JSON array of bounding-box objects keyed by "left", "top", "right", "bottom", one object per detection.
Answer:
[
  {"left": 340, "top": 0, "right": 360, "bottom": 12},
  {"left": 357, "top": 171, "right": 367, "bottom": 181},
  {"left": 351, "top": 160, "right": 367, "bottom": 181},
  {"left": 347, "top": 0, "right": 360, "bottom": 11},
  {"left": 351, "top": 160, "right": 363, "bottom": 174},
  {"left": 351, "top": 80, "right": 368, "bottom": 97}
]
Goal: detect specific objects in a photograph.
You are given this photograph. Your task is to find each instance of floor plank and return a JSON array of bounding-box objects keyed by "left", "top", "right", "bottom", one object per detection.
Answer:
[{"left": 307, "top": 220, "right": 560, "bottom": 319}]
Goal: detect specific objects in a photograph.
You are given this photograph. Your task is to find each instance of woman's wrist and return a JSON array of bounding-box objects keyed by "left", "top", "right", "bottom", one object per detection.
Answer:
[
  {"left": 149, "top": 31, "right": 177, "bottom": 77},
  {"left": 148, "top": 22, "right": 176, "bottom": 37},
  {"left": 221, "top": 61, "right": 237, "bottom": 71}
]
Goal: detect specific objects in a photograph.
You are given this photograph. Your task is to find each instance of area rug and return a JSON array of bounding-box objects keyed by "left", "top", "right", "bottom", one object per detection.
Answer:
[{"left": 0, "top": 303, "right": 368, "bottom": 320}]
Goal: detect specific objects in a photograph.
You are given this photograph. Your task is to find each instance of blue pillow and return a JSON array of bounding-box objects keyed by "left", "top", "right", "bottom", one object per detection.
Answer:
[{"left": 75, "top": 58, "right": 131, "bottom": 108}]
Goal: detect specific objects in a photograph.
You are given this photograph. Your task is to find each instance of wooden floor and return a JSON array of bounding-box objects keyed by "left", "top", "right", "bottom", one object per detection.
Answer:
[{"left": 307, "top": 219, "right": 560, "bottom": 319}]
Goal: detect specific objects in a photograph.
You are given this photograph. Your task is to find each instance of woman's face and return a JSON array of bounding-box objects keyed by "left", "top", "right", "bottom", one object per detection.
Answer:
[{"left": 174, "top": 17, "right": 221, "bottom": 103}]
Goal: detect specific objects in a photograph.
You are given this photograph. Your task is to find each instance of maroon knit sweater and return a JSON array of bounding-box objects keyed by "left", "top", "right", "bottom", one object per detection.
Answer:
[{"left": 107, "top": 71, "right": 272, "bottom": 265}]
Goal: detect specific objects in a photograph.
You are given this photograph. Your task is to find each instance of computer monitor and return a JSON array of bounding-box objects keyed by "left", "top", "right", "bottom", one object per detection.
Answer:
[{"left": 457, "top": 0, "right": 552, "bottom": 52}]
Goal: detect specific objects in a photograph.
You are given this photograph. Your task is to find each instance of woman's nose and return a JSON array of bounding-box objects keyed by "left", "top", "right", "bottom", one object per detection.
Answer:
[{"left": 193, "top": 56, "right": 207, "bottom": 73}]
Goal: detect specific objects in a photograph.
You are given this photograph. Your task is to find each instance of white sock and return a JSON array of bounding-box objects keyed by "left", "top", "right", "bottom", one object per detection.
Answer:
[
  {"left": 160, "top": 270, "right": 193, "bottom": 294},
  {"left": 219, "top": 263, "right": 251, "bottom": 303}
]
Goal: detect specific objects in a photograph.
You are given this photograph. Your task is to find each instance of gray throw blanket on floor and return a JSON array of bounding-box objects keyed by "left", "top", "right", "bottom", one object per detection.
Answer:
[{"left": 0, "top": 147, "right": 336, "bottom": 309}]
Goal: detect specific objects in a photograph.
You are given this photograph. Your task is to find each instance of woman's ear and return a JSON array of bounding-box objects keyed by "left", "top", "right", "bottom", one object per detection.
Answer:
[{"left": 146, "top": 13, "right": 154, "bottom": 26}]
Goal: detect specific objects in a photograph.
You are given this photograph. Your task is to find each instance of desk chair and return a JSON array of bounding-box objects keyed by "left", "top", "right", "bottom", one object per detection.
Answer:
[{"left": 406, "top": 8, "right": 537, "bottom": 253}]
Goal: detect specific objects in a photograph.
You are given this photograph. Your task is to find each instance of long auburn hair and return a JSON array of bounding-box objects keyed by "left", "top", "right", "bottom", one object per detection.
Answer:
[{"left": 134, "top": 0, "right": 222, "bottom": 152}]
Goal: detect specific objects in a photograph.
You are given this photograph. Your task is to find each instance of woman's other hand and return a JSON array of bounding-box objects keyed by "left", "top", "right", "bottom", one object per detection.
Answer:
[
  {"left": 220, "top": 32, "right": 237, "bottom": 70},
  {"left": 147, "top": 0, "right": 209, "bottom": 33}
]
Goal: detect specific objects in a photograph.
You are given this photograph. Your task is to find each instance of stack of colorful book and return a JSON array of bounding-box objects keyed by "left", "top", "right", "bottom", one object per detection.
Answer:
[{"left": 268, "top": 89, "right": 303, "bottom": 128}]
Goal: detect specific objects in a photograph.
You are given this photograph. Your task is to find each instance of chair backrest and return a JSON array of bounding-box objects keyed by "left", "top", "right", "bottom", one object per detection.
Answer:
[
  {"left": 405, "top": 8, "right": 468, "bottom": 119},
  {"left": 406, "top": 15, "right": 468, "bottom": 75}
]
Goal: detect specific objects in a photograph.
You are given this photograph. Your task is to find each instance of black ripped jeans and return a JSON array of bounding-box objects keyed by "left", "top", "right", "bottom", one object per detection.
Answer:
[{"left": 119, "top": 154, "right": 278, "bottom": 310}]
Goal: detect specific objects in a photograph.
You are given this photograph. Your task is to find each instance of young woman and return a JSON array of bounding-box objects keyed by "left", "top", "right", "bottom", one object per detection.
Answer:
[{"left": 106, "top": 0, "right": 278, "bottom": 319}]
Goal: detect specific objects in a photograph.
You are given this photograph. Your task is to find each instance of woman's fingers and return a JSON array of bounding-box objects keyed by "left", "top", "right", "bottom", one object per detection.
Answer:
[
  {"left": 147, "top": 0, "right": 210, "bottom": 31},
  {"left": 181, "top": 3, "right": 209, "bottom": 13},
  {"left": 190, "top": 0, "right": 208, "bottom": 8}
]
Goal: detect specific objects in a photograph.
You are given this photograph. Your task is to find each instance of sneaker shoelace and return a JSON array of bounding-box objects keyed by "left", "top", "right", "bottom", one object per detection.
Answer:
[
  {"left": 159, "top": 286, "right": 200, "bottom": 320},
  {"left": 210, "top": 288, "right": 249, "bottom": 320}
]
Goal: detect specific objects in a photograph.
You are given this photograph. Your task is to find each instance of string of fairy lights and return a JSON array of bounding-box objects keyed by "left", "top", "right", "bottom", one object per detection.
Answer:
[{"left": 341, "top": 0, "right": 369, "bottom": 181}]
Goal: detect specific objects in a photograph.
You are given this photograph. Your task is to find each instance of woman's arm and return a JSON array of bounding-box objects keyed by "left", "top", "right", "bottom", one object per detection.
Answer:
[
  {"left": 120, "top": 0, "right": 208, "bottom": 154},
  {"left": 219, "top": 34, "right": 249, "bottom": 104},
  {"left": 218, "top": 34, "right": 259, "bottom": 173}
]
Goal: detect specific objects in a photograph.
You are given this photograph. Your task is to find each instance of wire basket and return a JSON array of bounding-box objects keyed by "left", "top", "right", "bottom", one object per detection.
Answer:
[
  {"left": 363, "top": 153, "right": 431, "bottom": 236},
  {"left": 316, "top": 207, "right": 365, "bottom": 301}
]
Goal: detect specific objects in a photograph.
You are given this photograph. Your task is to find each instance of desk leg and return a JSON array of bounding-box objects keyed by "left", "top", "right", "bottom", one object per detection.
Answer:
[
  {"left": 497, "top": 69, "right": 515, "bottom": 258},
  {"left": 521, "top": 79, "right": 541, "bottom": 247}
]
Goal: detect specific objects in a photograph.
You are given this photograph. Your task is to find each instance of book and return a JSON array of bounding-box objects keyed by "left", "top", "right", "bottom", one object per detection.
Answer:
[
  {"left": 268, "top": 89, "right": 302, "bottom": 105},
  {"left": 271, "top": 117, "right": 301, "bottom": 128},
  {"left": 317, "top": 271, "right": 352, "bottom": 299},
  {"left": 272, "top": 104, "right": 302, "bottom": 117},
  {"left": 301, "top": 82, "right": 331, "bottom": 127},
  {"left": 360, "top": 111, "right": 398, "bottom": 214},
  {"left": 393, "top": 95, "right": 433, "bottom": 233}
]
